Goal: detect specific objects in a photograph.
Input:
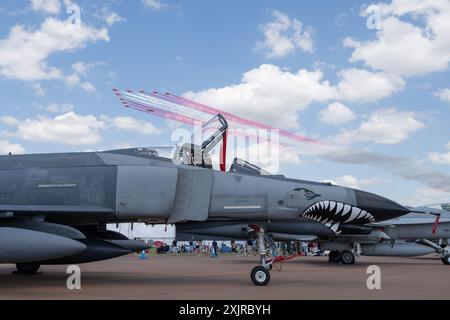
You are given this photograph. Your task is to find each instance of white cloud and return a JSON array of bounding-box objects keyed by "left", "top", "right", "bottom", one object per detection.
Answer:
[
  {"left": 0, "top": 140, "right": 25, "bottom": 155},
  {"left": 337, "top": 68, "right": 405, "bottom": 103},
  {"left": 107, "top": 116, "right": 162, "bottom": 135},
  {"left": 408, "top": 187, "right": 450, "bottom": 207},
  {"left": 329, "top": 175, "right": 384, "bottom": 189},
  {"left": 345, "top": 0, "right": 450, "bottom": 77},
  {"left": 256, "top": 10, "right": 314, "bottom": 58},
  {"left": 12, "top": 112, "right": 106, "bottom": 145},
  {"left": 184, "top": 64, "right": 337, "bottom": 129},
  {"left": 434, "top": 88, "right": 450, "bottom": 103},
  {"left": 31, "top": 82, "right": 46, "bottom": 96},
  {"left": 30, "top": 0, "right": 61, "bottom": 15},
  {"left": 2, "top": 112, "right": 162, "bottom": 146},
  {"left": 71, "top": 62, "right": 90, "bottom": 76},
  {"left": 79, "top": 81, "right": 96, "bottom": 93},
  {"left": 142, "top": 0, "right": 165, "bottom": 11},
  {"left": 0, "top": 17, "right": 109, "bottom": 90},
  {"left": 104, "top": 12, "right": 126, "bottom": 26},
  {"left": 96, "top": 7, "right": 126, "bottom": 26},
  {"left": 184, "top": 65, "right": 406, "bottom": 129},
  {"left": 319, "top": 102, "right": 355, "bottom": 125},
  {"left": 429, "top": 151, "right": 450, "bottom": 165},
  {"left": 44, "top": 103, "right": 74, "bottom": 113},
  {"left": 333, "top": 108, "right": 425, "bottom": 145},
  {"left": 0, "top": 116, "right": 19, "bottom": 126}
]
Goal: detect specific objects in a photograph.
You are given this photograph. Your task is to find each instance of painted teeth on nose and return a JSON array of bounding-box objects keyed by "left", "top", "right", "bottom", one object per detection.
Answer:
[
  {"left": 336, "top": 202, "right": 344, "bottom": 214},
  {"left": 330, "top": 224, "right": 340, "bottom": 233},
  {"left": 356, "top": 210, "right": 368, "bottom": 220},
  {"left": 329, "top": 201, "right": 336, "bottom": 212},
  {"left": 342, "top": 204, "right": 352, "bottom": 216},
  {"left": 344, "top": 207, "right": 361, "bottom": 223},
  {"left": 324, "top": 200, "right": 329, "bottom": 210}
]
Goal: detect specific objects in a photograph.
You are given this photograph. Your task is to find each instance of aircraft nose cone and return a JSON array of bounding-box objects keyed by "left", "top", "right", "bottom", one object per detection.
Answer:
[{"left": 354, "top": 189, "right": 410, "bottom": 222}]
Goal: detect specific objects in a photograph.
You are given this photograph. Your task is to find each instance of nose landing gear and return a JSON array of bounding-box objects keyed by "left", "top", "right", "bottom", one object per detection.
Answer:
[{"left": 250, "top": 226, "right": 273, "bottom": 286}]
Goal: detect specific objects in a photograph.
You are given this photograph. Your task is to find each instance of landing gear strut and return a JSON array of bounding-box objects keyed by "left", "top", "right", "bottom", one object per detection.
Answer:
[
  {"left": 251, "top": 226, "right": 272, "bottom": 286},
  {"left": 15, "top": 263, "right": 41, "bottom": 275},
  {"left": 421, "top": 239, "right": 450, "bottom": 265}
]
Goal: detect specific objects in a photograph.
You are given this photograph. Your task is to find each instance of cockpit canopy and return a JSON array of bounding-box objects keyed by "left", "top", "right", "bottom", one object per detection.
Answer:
[{"left": 173, "top": 114, "right": 228, "bottom": 169}]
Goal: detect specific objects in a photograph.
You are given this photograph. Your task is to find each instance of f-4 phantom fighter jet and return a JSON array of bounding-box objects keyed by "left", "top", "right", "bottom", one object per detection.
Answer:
[{"left": 0, "top": 114, "right": 411, "bottom": 285}]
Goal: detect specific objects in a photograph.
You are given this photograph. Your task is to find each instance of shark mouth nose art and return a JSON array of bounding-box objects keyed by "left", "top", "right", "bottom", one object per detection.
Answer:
[{"left": 300, "top": 201, "right": 375, "bottom": 232}]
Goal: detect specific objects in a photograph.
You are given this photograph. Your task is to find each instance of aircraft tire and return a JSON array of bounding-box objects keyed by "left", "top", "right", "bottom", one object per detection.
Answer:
[
  {"left": 441, "top": 255, "right": 450, "bottom": 265},
  {"left": 328, "top": 251, "right": 341, "bottom": 263},
  {"left": 339, "top": 250, "right": 356, "bottom": 265},
  {"left": 16, "top": 263, "right": 41, "bottom": 274},
  {"left": 251, "top": 266, "right": 270, "bottom": 286}
]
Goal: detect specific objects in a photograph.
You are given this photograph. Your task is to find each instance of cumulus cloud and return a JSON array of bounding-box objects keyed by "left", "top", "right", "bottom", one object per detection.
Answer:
[
  {"left": 142, "top": 0, "right": 165, "bottom": 10},
  {"left": 337, "top": 68, "right": 405, "bottom": 103},
  {"left": 333, "top": 108, "right": 425, "bottom": 145},
  {"left": 256, "top": 10, "right": 314, "bottom": 58},
  {"left": 325, "top": 175, "right": 385, "bottom": 189},
  {"left": 434, "top": 88, "right": 450, "bottom": 103},
  {"left": 429, "top": 143, "right": 450, "bottom": 165},
  {"left": 1, "top": 112, "right": 162, "bottom": 146},
  {"left": 0, "top": 17, "right": 109, "bottom": 91},
  {"left": 32, "top": 82, "right": 46, "bottom": 96},
  {"left": 96, "top": 7, "right": 126, "bottom": 26},
  {"left": 0, "top": 116, "right": 20, "bottom": 126},
  {"left": 104, "top": 12, "right": 126, "bottom": 26},
  {"left": 345, "top": 0, "right": 450, "bottom": 77},
  {"left": 105, "top": 116, "right": 162, "bottom": 135},
  {"left": 184, "top": 65, "right": 407, "bottom": 129},
  {"left": 319, "top": 103, "right": 355, "bottom": 125},
  {"left": 11, "top": 112, "right": 106, "bottom": 145},
  {"left": 30, "top": 0, "right": 61, "bottom": 15},
  {"left": 184, "top": 64, "right": 337, "bottom": 129},
  {"left": 44, "top": 103, "right": 74, "bottom": 113},
  {"left": 0, "top": 140, "right": 25, "bottom": 155}
]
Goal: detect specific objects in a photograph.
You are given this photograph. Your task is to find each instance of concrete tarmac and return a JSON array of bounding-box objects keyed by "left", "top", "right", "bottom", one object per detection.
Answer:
[{"left": 0, "top": 254, "right": 449, "bottom": 300}]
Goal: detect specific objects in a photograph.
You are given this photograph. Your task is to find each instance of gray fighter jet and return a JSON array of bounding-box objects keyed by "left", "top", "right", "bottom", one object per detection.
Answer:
[{"left": 0, "top": 114, "right": 411, "bottom": 285}]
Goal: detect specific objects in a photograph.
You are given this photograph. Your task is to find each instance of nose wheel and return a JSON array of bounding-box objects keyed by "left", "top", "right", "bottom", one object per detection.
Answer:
[
  {"left": 251, "top": 266, "right": 271, "bottom": 286},
  {"left": 441, "top": 254, "right": 450, "bottom": 265},
  {"left": 250, "top": 226, "right": 273, "bottom": 286}
]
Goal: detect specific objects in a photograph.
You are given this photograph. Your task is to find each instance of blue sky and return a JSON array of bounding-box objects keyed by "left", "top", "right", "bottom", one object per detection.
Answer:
[{"left": 0, "top": 0, "right": 450, "bottom": 206}]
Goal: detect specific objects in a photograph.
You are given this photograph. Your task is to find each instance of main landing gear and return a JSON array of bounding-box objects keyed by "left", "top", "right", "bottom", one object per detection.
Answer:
[
  {"left": 15, "top": 263, "right": 41, "bottom": 275},
  {"left": 328, "top": 250, "right": 356, "bottom": 265},
  {"left": 421, "top": 239, "right": 450, "bottom": 265},
  {"left": 250, "top": 226, "right": 272, "bottom": 286}
]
